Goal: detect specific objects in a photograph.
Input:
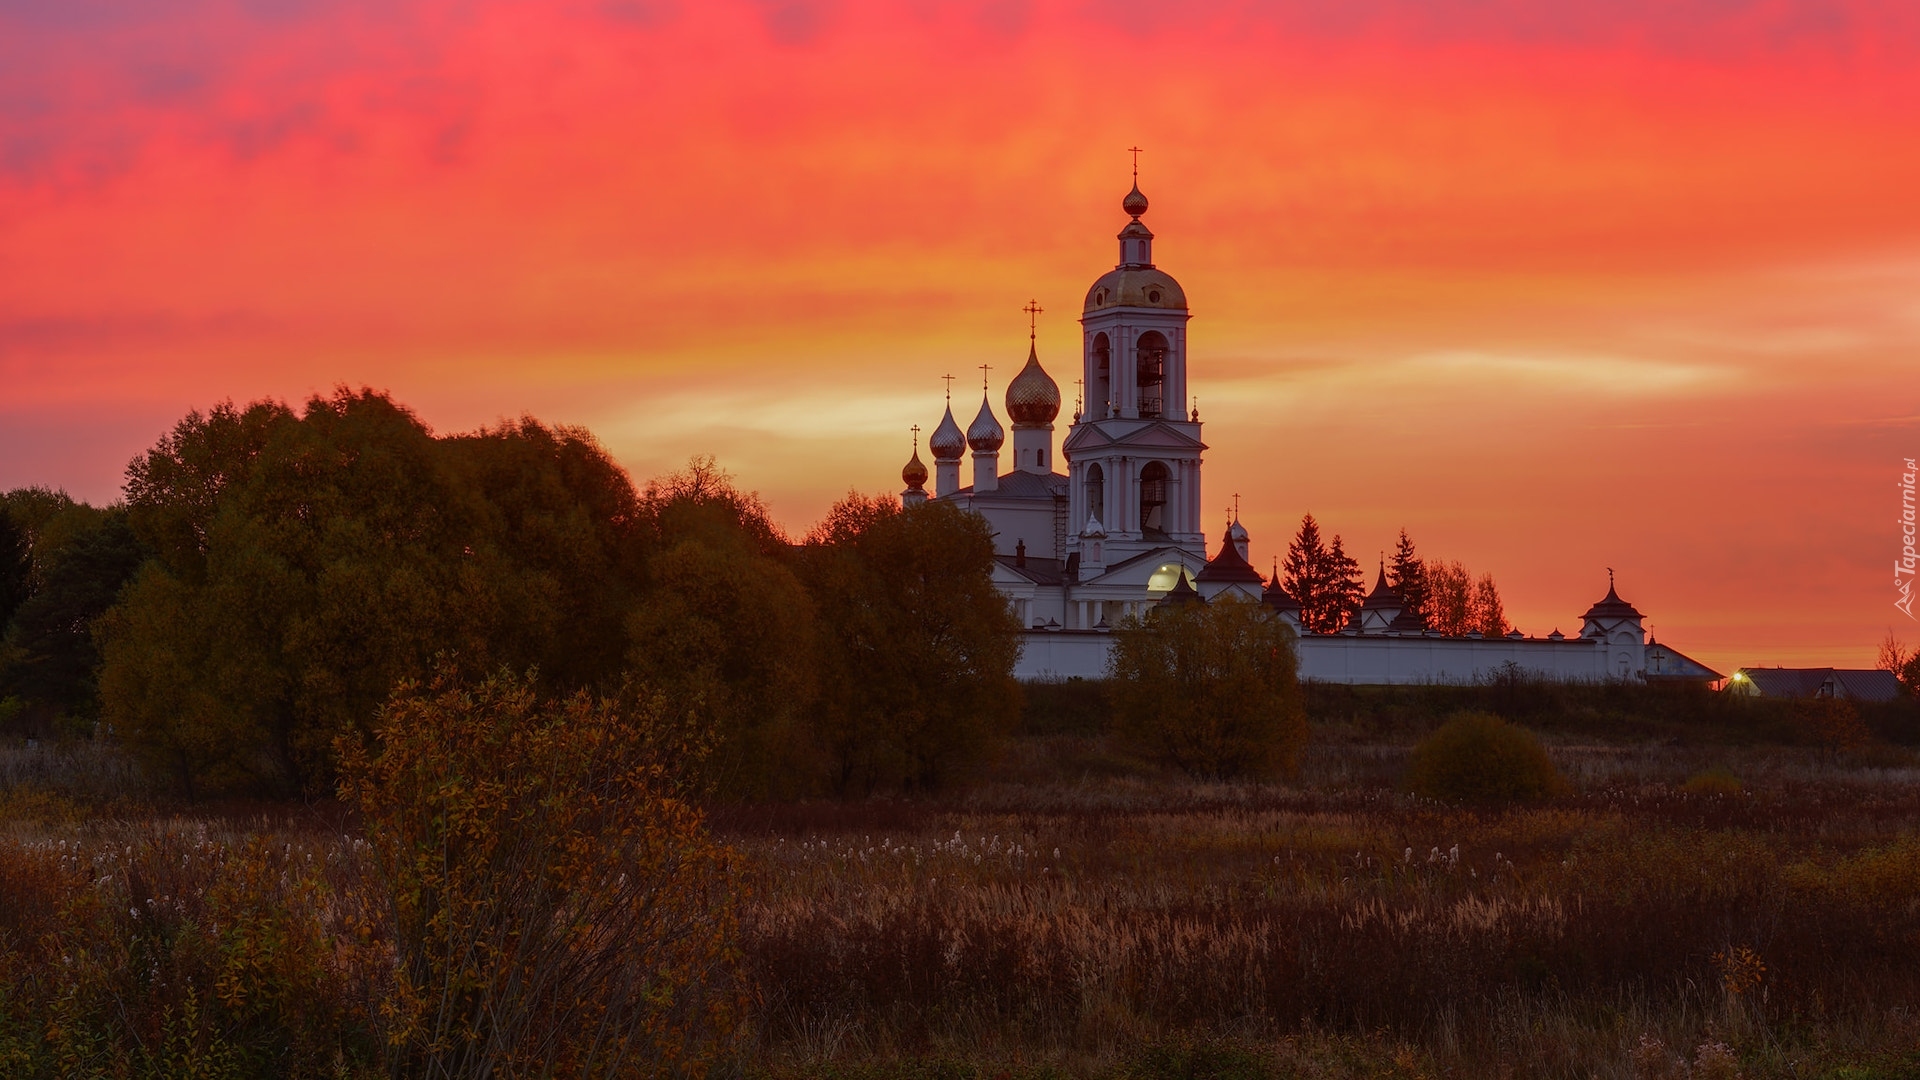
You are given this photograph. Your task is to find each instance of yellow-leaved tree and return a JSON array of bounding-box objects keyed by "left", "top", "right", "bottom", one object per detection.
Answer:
[
  {"left": 337, "top": 667, "right": 747, "bottom": 1079},
  {"left": 1108, "top": 594, "right": 1306, "bottom": 779}
]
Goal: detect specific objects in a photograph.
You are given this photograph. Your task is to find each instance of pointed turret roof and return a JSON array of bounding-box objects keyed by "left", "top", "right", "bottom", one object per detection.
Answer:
[
  {"left": 1159, "top": 568, "right": 1204, "bottom": 607},
  {"left": 1360, "top": 563, "right": 1403, "bottom": 609},
  {"left": 1195, "top": 524, "right": 1265, "bottom": 585},
  {"left": 1582, "top": 582, "right": 1644, "bottom": 620},
  {"left": 1262, "top": 571, "right": 1301, "bottom": 613}
]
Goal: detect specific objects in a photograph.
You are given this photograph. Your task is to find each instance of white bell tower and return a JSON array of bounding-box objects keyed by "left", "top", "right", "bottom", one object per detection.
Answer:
[{"left": 1061, "top": 157, "right": 1208, "bottom": 574}]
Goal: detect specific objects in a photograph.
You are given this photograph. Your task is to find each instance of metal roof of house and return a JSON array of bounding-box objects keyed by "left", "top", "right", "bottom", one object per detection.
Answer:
[
  {"left": 950, "top": 471, "right": 1069, "bottom": 500},
  {"left": 1731, "top": 667, "right": 1903, "bottom": 702}
]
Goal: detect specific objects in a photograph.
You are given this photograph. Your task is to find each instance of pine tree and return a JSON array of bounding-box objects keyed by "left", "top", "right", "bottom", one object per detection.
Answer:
[
  {"left": 1388, "top": 528, "right": 1426, "bottom": 627},
  {"left": 1281, "top": 514, "right": 1327, "bottom": 633},
  {"left": 1324, "top": 534, "right": 1364, "bottom": 632}
]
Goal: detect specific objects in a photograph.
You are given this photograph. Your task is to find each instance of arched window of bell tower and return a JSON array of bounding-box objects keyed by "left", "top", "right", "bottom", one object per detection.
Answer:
[
  {"left": 1085, "top": 462, "right": 1106, "bottom": 525},
  {"left": 1136, "top": 331, "right": 1168, "bottom": 419},
  {"left": 1140, "top": 460, "right": 1170, "bottom": 533},
  {"left": 1091, "top": 333, "right": 1111, "bottom": 419}
]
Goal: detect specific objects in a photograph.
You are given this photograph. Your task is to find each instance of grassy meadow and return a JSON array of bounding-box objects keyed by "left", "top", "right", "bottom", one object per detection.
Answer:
[{"left": 3, "top": 687, "right": 1920, "bottom": 1079}]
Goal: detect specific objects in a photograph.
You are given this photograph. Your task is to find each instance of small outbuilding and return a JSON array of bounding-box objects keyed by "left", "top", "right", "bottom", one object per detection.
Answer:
[{"left": 1725, "top": 667, "right": 1904, "bottom": 702}]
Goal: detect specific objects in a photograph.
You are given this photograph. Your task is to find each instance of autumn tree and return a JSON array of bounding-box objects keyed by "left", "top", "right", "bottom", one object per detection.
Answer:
[
  {"left": 1471, "top": 573, "right": 1509, "bottom": 636},
  {"left": 102, "top": 390, "right": 652, "bottom": 796},
  {"left": 337, "top": 667, "right": 746, "bottom": 1078},
  {"left": 1424, "top": 561, "right": 1471, "bottom": 635},
  {"left": 802, "top": 494, "right": 1021, "bottom": 794},
  {"left": 624, "top": 459, "right": 820, "bottom": 800},
  {"left": 0, "top": 505, "right": 30, "bottom": 631},
  {"left": 1423, "top": 560, "right": 1509, "bottom": 637},
  {"left": 1108, "top": 595, "right": 1305, "bottom": 779},
  {"left": 0, "top": 499, "right": 147, "bottom": 735},
  {"left": 1879, "top": 633, "right": 1920, "bottom": 694},
  {"left": 440, "top": 418, "right": 647, "bottom": 691}
]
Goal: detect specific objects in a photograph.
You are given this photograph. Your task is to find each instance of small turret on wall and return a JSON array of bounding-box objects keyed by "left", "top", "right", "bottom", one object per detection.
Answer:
[{"left": 1580, "top": 571, "right": 1648, "bottom": 679}]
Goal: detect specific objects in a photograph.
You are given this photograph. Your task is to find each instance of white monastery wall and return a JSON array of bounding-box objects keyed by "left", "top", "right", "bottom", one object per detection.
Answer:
[{"left": 1013, "top": 630, "right": 1628, "bottom": 684}]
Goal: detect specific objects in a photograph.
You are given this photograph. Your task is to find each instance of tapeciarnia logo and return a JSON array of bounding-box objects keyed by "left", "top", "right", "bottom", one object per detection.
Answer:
[{"left": 1899, "top": 457, "right": 1917, "bottom": 619}]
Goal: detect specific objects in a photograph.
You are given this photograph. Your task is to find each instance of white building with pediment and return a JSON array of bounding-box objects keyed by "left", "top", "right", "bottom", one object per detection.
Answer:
[{"left": 896, "top": 179, "right": 1720, "bottom": 687}]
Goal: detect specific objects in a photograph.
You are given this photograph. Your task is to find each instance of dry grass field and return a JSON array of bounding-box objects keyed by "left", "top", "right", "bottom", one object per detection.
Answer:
[
  {"left": 3, "top": 720, "right": 1920, "bottom": 1079},
  {"left": 719, "top": 734, "right": 1920, "bottom": 1079}
]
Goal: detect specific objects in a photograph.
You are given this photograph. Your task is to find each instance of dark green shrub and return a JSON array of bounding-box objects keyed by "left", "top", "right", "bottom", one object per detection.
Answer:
[{"left": 1405, "top": 710, "right": 1564, "bottom": 804}]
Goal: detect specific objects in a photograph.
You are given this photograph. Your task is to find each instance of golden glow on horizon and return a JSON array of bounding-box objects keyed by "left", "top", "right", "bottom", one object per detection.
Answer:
[{"left": 3, "top": 0, "right": 1919, "bottom": 673}]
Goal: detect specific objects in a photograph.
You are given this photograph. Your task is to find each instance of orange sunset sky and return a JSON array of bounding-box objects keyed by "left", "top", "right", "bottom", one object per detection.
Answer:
[{"left": 4, "top": 0, "right": 1919, "bottom": 675}]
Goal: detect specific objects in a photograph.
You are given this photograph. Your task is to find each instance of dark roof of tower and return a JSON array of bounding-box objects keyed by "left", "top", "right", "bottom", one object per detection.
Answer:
[
  {"left": 1582, "top": 584, "right": 1644, "bottom": 621},
  {"left": 1386, "top": 605, "right": 1426, "bottom": 633},
  {"left": 1262, "top": 572, "right": 1302, "bottom": 613},
  {"left": 1360, "top": 565, "right": 1403, "bottom": 609},
  {"left": 1195, "top": 527, "right": 1265, "bottom": 585},
  {"left": 1159, "top": 568, "right": 1204, "bottom": 606}
]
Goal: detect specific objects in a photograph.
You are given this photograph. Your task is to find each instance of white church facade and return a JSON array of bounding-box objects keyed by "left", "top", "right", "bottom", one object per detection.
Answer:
[{"left": 896, "top": 178, "right": 1719, "bottom": 687}]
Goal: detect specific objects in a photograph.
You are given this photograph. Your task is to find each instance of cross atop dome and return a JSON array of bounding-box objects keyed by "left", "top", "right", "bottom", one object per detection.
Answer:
[{"left": 1124, "top": 146, "right": 1148, "bottom": 219}]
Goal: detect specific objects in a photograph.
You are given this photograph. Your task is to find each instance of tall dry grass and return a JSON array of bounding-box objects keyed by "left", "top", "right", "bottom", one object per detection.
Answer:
[{"left": 721, "top": 740, "right": 1920, "bottom": 1078}]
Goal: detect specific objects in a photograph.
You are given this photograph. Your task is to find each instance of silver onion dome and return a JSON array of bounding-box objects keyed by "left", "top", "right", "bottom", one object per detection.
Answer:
[
  {"left": 966, "top": 393, "right": 1004, "bottom": 453},
  {"left": 928, "top": 404, "right": 966, "bottom": 461}
]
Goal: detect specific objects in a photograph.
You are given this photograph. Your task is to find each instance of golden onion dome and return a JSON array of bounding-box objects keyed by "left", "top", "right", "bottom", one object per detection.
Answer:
[
  {"left": 966, "top": 394, "right": 1004, "bottom": 453},
  {"left": 901, "top": 448, "right": 928, "bottom": 489},
  {"left": 1123, "top": 182, "right": 1149, "bottom": 219},
  {"left": 928, "top": 404, "right": 966, "bottom": 461},
  {"left": 1084, "top": 266, "right": 1187, "bottom": 313},
  {"left": 1005, "top": 342, "right": 1061, "bottom": 425}
]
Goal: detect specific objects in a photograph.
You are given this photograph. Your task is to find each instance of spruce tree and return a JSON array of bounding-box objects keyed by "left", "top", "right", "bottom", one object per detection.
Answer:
[
  {"left": 1281, "top": 514, "right": 1327, "bottom": 632},
  {"left": 1324, "top": 533, "right": 1364, "bottom": 632},
  {"left": 1388, "top": 528, "right": 1426, "bottom": 627}
]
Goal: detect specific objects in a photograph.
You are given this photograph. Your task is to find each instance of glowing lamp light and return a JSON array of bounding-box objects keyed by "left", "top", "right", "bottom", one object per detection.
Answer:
[{"left": 1146, "top": 563, "right": 1192, "bottom": 593}]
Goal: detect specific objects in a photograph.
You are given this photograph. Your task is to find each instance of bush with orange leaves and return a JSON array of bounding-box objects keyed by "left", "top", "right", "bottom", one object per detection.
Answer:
[{"left": 337, "top": 668, "right": 748, "bottom": 1079}]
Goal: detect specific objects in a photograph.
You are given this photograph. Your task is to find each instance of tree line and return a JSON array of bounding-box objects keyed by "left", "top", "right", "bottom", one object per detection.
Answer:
[
  {"left": 1281, "top": 514, "right": 1508, "bottom": 637},
  {"left": 0, "top": 389, "right": 1020, "bottom": 799}
]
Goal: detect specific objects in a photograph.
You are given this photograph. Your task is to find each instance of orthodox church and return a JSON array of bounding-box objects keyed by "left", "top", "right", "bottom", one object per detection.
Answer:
[{"left": 897, "top": 177, "right": 1720, "bottom": 687}]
